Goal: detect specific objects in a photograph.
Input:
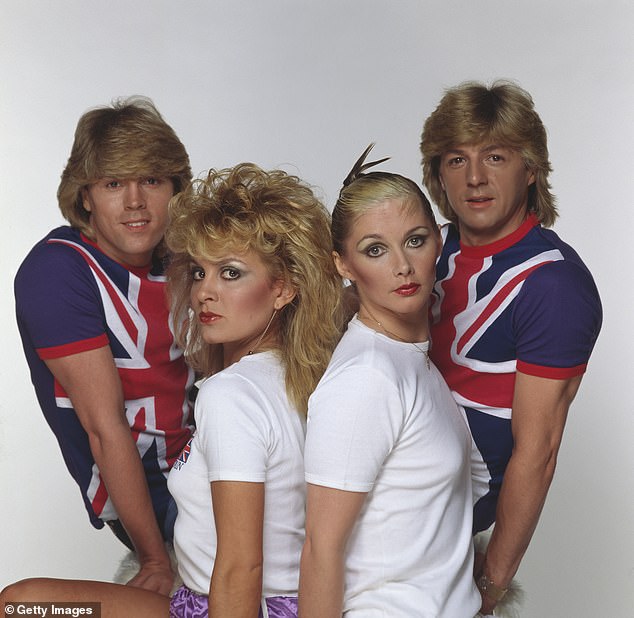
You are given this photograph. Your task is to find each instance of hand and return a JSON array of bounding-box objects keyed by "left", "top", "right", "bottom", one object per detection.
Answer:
[{"left": 126, "top": 559, "right": 175, "bottom": 596}]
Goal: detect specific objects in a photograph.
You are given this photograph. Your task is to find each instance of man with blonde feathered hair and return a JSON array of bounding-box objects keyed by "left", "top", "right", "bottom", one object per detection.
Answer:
[
  {"left": 421, "top": 81, "right": 602, "bottom": 615},
  {"left": 14, "top": 97, "right": 194, "bottom": 596}
]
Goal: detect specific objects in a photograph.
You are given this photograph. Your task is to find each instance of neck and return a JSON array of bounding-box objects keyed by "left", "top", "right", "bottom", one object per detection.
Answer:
[{"left": 357, "top": 307, "right": 428, "bottom": 344}]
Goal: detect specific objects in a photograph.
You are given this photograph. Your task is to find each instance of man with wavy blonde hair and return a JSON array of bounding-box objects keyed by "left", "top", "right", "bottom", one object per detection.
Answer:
[
  {"left": 15, "top": 97, "right": 193, "bottom": 595},
  {"left": 421, "top": 81, "right": 602, "bottom": 615}
]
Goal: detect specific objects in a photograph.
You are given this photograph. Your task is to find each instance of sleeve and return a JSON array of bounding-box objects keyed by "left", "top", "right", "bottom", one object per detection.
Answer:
[
  {"left": 513, "top": 259, "right": 602, "bottom": 379},
  {"left": 14, "top": 240, "right": 109, "bottom": 359},
  {"left": 304, "top": 364, "right": 403, "bottom": 492},
  {"left": 194, "top": 374, "right": 271, "bottom": 483}
]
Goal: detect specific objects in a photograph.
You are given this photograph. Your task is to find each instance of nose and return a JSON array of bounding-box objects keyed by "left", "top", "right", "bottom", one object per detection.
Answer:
[
  {"left": 125, "top": 181, "right": 146, "bottom": 210},
  {"left": 195, "top": 275, "right": 217, "bottom": 303},
  {"left": 466, "top": 160, "right": 487, "bottom": 187},
  {"left": 392, "top": 249, "right": 414, "bottom": 277}
]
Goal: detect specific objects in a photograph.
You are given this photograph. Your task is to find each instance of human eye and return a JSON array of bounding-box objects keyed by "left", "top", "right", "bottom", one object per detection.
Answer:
[
  {"left": 365, "top": 244, "right": 386, "bottom": 258},
  {"left": 104, "top": 179, "right": 122, "bottom": 189},
  {"left": 220, "top": 266, "right": 241, "bottom": 280},
  {"left": 445, "top": 156, "right": 465, "bottom": 168},
  {"left": 142, "top": 176, "right": 161, "bottom": 186},
  {"left": 190, "top": 265, "right": 205, "bottom": 281},
  {"left": 406, "top": 234, "right": 426, "bottom": 248}
]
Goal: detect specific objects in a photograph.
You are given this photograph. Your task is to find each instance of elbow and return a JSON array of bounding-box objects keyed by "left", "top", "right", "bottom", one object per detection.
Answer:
[
  {"left": 515, "top": 442, "right": 560, "bottom": 486},
  {"left": 214, "top": 556, "right": 264, "bottom": 587},
  {"left": 538, "top": 440, "right": 561, "bottom": 483}
]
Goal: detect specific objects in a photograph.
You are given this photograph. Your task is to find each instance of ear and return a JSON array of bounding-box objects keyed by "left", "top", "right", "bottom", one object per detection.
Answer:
[
  {"left": 332, "top": 251, "right": 354, "bottom": 282},
  {"left": 273, "top": 279, "right": 297, "bottom": 310},
  {"left": 81, "top": 187, "right": 92, "bottom": 213},
  {"left": 439, "top": 173, "right": 446, "bottom": 192},
  {"left": 434, "top": 226, "right": 443, "bottom": 260},
  {"left": 527, "top": 168, "right": 536, "bottom": 187}
]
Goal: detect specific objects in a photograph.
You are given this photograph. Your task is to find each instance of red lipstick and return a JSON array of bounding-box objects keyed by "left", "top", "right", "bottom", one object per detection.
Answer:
[
  {"left": 199, "top": 311, "right": 220, "bottom": 324},
  {"left": 395, "top": 283, "right": 420, "bottom": 297}
]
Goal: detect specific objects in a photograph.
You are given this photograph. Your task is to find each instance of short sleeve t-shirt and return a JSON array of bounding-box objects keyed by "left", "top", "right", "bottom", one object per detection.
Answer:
[{"left": 15, "top": 226, "right": 193, "bottom": 528}]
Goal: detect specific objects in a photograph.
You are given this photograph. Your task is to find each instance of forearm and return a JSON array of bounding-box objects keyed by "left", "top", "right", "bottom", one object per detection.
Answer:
[
  {"left": 298, "top": 538, "right": 345, "bottom": 618},
  {"left": 89, "top": 425, "right": 169, "bottom": 564},
  {"left": 483, "top": 449, "right": 556, "bottom": 587},
  {"left": 482, "top": 372, "right": 582, "bottom": 588},
  {"left": 208, "top": 561, "right": 262, "bottom": 617}
]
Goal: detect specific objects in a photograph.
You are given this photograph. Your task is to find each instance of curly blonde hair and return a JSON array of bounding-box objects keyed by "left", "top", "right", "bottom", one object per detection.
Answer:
[
  {"left": 166, "top": 163, "right": 345, "bottom": 416},
  {"left": 57, "top": 96, "right": 191, "bottom": 238},
  {"left": 420, "top": 80, "right": 557, "bottom": 227}
]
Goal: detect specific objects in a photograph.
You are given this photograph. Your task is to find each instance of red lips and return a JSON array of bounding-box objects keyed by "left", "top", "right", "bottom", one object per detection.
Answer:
[
  {"left": 199, "top": 311, "right": 220, "bottom": 324},
  {"left": 395, "top": 283, "right": 420, "bottom": 296}
]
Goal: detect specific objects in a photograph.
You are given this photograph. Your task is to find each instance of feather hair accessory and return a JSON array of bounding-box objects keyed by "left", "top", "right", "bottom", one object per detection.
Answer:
[{"left": 342, "top": 142, "right": 391, "bottom": 188}]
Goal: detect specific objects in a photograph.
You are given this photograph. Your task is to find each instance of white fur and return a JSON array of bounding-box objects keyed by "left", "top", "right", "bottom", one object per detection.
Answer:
[{"left": 474, "top": 529, "right": 525, "bottom": 618}]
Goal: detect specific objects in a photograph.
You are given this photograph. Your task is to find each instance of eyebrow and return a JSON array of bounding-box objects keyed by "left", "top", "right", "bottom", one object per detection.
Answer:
[
  {"left": 356, "top": 225, "right": 433, "bottom": 244},
  {"left": 191, "top": 256, "right": 248, "bottom": 267},
  {"left": 445, "top": 144, "right": 508, "bottom": 156}
]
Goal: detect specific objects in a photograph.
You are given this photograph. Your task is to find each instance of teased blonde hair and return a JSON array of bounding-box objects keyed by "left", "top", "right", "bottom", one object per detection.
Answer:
[
  {"left": 58, "top": 96, "right": 191, "bottom": 237},
  {"left": 420, "top": 80, "right": 557, "bottom": 227},
  {"left": 166, "top": 163, "right": 345, "bottom": 415}
]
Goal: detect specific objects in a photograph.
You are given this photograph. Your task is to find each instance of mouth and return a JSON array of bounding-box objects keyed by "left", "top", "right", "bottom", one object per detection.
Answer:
[
  {"left": 394, "top": 283, "right": 420, "bottom": 296},
  {"left": 199, "top": 311, "right": 221, "bottom": 324},
  {"left": 123, "top": 220, "right": 150, "bottom": 229},
  {"left": 466, "top": 196, "right": 493, "bottom": 209}
]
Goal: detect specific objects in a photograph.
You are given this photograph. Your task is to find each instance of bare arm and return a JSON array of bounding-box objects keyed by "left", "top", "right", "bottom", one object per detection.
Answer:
[
  {"left": 45, "top": 346, "right": 173, "bottom": 595},
  {"left": 208, "top": 480, "right": 264, "bottom": 617},
  {"left": 299, "top": 484, "right": 367, "bottom": 618},
  {"left": 477, "top": 371, "right": 582, "bottom": 613}
]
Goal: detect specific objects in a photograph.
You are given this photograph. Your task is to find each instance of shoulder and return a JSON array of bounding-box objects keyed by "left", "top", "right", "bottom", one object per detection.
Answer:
[
  {"left": 17, "top": 227, "right": 83, "bottom": 271},
  {"left": 519, "top": 228, "right": 601, "bottom": 309},
  {"left": 15, "top": 227, "right": 99, "bottom": 301},
  {"left": 323, "top": 320, "right": 401, "bottom": 384},
  {"left": 196, "top": 353, "right": 288, "bottom": 423}
]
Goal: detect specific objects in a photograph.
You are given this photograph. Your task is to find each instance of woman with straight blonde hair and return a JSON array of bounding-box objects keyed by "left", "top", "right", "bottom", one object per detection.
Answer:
[{"left": 299, "top": 146, "right": 480, "bottom": 617}]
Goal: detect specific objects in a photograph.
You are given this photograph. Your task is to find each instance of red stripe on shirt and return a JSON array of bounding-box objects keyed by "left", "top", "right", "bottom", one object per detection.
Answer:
[{"left": 37, "top": 334, "right": 109, "bottom": 359}]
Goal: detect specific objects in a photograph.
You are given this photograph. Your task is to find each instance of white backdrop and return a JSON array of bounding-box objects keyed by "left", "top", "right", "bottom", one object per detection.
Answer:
[{"left": 1, "top": 1, "right": 632, "bottom": 616}]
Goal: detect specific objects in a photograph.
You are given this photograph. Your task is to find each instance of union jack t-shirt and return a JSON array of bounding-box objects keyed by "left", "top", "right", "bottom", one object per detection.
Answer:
[
  {"left": 429, "top": 215, "right": 602, "bottom": 533},
  {"left": 15, "top": 226, "right": 194, "bottom": 530}
]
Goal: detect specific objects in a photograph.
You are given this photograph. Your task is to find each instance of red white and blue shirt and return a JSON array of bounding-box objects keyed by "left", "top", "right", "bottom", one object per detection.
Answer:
[
  {"left": 430, "top": 215, "right": 602, "bottom": 533},
  {"left": 15, "top": 226, "right": 194, "bottom": 530}
]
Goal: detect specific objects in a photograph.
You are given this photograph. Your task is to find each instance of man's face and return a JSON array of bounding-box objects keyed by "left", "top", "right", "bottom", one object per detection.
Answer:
[
  {"left": 439, "top": 143, "right": 535, "bottom": 246},
  {"left": 82, "top": 176, "right": 173, "bottom": 267}
]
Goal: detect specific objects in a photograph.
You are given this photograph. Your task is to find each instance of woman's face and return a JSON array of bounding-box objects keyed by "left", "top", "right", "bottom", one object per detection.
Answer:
[
  {"left": 334, "top": 196, "right": 440, "bottom": 339},
  {"left": 189, "top": 248, "right": 295, "bottom": 367}
]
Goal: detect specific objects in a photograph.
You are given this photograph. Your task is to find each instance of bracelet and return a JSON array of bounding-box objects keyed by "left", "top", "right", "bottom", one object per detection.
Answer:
[{"left": 476, "top": 573, "right": 508, "bottom": 602}]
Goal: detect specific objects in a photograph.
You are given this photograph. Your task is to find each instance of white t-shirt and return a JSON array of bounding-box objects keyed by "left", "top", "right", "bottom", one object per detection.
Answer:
[
  {"left": 167, "top": 351, "right": 306, "bottom": 597},
  {"left": 305, "top": 317, "right": 480, "bottom": 617}
]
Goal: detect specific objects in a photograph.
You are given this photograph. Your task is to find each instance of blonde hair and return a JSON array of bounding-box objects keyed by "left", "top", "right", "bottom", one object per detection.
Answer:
[
  {"left": 58, "top": 96, "right": 191, "bottom": 237},
  {"left": 166, "top": 163, "right": 345, "bottom": 415},
  {"left": 333, "top": 144, "right": 437, "bottom": 256},
  {"left": 420, "top": 80, "right": 557, "bottom": 227}
]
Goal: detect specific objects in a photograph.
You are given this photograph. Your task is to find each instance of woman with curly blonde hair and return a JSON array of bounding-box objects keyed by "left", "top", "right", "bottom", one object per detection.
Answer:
[
  {"left": 1, "top": 163, "right": 344, "bottom": 618},
  {"left": 167, "top": 163, "right": 344, "bottom": 415}
]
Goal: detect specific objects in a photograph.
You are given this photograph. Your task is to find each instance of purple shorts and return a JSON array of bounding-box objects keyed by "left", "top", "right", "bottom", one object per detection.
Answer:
[{"left": 169, "top": 584, "right": 298, "bottom": 617}]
